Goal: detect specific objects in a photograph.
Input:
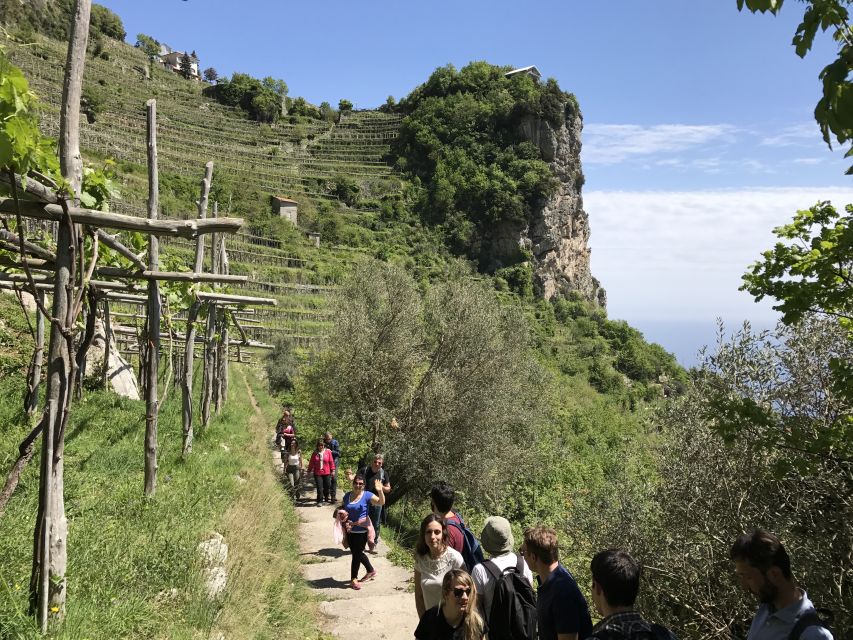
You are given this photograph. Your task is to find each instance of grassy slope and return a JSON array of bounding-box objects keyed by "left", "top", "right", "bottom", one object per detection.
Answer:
[{"left": 0, "top": 296, "right": 324, "bottom": 639}]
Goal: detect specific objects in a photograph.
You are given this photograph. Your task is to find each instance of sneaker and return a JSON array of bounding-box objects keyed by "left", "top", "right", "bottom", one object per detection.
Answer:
[
  {"left": 351, "top": 580, "right": 362, "bottom": 590},
  {"left": 363, "top": 570, "right": 377, "bottom": 581}
]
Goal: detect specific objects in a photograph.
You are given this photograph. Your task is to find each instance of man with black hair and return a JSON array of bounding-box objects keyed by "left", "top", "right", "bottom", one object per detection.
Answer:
[
  {"left": 430, "top": 481, "right": 464, "bottom": 554},
  {"left": 730, "top": 529, "right": 832, "bottom": 640},
  {"left": 588, "top": 549, "right": 676, "bottom": 640}
]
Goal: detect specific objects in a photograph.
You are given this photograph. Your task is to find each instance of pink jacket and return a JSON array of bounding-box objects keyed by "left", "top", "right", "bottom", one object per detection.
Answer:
[{"left": 307, "top": 449, "right": 335, "bottom": 476}]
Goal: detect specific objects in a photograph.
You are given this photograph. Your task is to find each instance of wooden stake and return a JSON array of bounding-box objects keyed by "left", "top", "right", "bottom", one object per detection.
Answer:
[{"left": 143, "top": 99, "right": 160, "bottom": 499}]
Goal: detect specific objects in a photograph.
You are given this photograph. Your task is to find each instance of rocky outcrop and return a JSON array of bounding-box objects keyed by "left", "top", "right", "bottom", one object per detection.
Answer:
[
  {"left": 518, "top": 109, "right": 606, "bottom": 306},
  {"left": 84, "top": 318, "right": 140, "bottom": 400}
]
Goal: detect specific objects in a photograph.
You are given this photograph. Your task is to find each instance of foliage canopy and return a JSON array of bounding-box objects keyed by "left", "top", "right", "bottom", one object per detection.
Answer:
[
  {"left": 391, "top": 62, "right": 573, "bottom": 266},
  {"left": 300, "top": 260, "right": 546, "bottom": 504}
]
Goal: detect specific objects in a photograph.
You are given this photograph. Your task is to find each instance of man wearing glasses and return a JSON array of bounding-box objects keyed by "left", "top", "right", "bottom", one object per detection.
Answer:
[{"left": 521, "top": 526, "right": 592, "bottom": 640}]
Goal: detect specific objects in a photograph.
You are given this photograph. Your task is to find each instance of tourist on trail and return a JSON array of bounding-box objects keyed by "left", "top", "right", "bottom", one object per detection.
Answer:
[
  {"left": 521, "top": 525, "right": 592, "bottom": 640},
  {"left": 324, "top": 431, "right": 341, "bottom": 500},
  {"left": 348, "top": 453, "right": 391, "bottom": 551},
  {"left": 730, "top": 529, "right": 833, "bottom": 640},
  {"left": 415, "top": 514, "right": 465, "bottom": 618},
  {"left": 587, "top": 548, "right": 677, "bottom": 640},
  {"left": 334, "top": 473, "right": 385, "bottom": 590},
  {"left": 430, "top": 481, "right": 464, "bottom": 554},
  {"left": 415, "top": 569, "right": 487, "bottom": 640},
  {"left": 307, "top": 438, "right": 335, "bottom": 505},
  {"left": 282, "top": 439, "right": 303, "bottom": 500},
  {"left": 471, "top": 516, "right": 535, "bottom": 628},
  {"left": 275, "top": 409, "right": 295, "bottom": 450}
]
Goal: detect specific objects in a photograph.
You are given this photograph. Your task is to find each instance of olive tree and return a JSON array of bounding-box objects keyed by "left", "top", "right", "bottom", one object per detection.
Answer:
[
  {"left": 301, "top": 260, "right": 545, "bottom": 508},
  {"left": 585, "top": 317, "right": 852, "bottom": 639}
]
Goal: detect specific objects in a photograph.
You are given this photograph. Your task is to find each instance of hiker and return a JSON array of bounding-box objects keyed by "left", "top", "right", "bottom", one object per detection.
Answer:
[
  {"left": 415, "top": 569, "right": 487, "bottom": 640},
  {"left": 587, "top": 548, "right": 676, "bottom": 640},
  {"left": 306, "top": 438, "right": 335, "bottom": 505},
  {"left": 347, "top": 453, "right": 391, "bottom": 551},
  {"left": 730, "top": 529, "right": 833, "bottom": 640},
  {"left": 430, "top": 481, "right": 483, "bottom": 570},
  {"left": 334, "top": 473, "right": 385, "bottom": 590},
  {"left": 275, "top": 409, "right": 295, "bottom": 450},
  {"left": 414, "top": 514, "right": 465, "bottom": 618},
  {"left": 471, "top": 515, "right": 535, "bottom": 636},
  {"left": 521, "top": 525, "right": 592, "bottom": 640},
  {"left": 282, "top": 439, "right": 303, "bottom": 499},
  {"left": 323, "top": 431, "right": 341, "bottom": 500}
]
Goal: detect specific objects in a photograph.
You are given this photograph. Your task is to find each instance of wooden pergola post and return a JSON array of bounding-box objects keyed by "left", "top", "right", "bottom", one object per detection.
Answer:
[
  {"left": 31, "top": 0, "right": 92, "bottom": 626},
  {"left": 181, "top": 161, "right": 213, "bottom": 457},
  {"left": 143, "top": 99, "right": 160, "bottom": 498}
]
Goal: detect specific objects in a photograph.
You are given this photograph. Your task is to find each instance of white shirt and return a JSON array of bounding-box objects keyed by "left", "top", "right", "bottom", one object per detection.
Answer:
[
  {"left": 414, "top": 547, "right": 465, "bottom": 611},
  {"left": 471, "top": 552, "right": 534, "bottom": 620}
]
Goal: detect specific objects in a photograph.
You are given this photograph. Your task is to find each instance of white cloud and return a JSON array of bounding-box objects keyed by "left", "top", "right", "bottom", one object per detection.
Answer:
[
  {"left": 760, "top": 123, "right": 820, "bottom": 147},
  {"left": 583, "top": 123, "right": 736, "bottom": 165},
  {"left": 792, "top": 157, "right": 823, "bottom": 165},
  {"left": 585, "top": 187, "right": 853, "bottom": 323}
]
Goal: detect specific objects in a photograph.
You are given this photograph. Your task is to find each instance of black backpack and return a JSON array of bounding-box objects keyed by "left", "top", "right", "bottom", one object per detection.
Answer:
[
  {"left": 445, "top": 512, "right": 485, "bottom": 571},
  {"left": 483, "top": 555, "right": 537, "bottom": 640},
  {"left": 590, "top": 623, "right": 675, "bottom": 640},
  {"left": 787, "top": 608, "right": 833, "bottom": 640}
]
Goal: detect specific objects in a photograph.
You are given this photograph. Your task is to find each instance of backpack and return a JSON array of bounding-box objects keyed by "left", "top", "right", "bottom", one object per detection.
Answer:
[
  {"left": 483, "top": 555, "right": 536, "bottom": 640},
  {"left": 590, "top": 622, "right": 675, "bottom": 640},
  {"left": 445, "top": 511, "right": 484, "bottom": 571},
  {"left": 787, "top": 608, "right": 833, "bottom": 640}
]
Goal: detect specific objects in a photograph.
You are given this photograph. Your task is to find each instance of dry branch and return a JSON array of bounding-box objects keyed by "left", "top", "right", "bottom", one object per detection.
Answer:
[{"left": 0, "top": 199, "right": 243, "bottom": 239}]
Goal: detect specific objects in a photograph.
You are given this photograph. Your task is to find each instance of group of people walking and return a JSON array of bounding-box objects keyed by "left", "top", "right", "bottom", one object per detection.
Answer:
[
  {"left": 276, "top": 411, "right": 834, "bottom": 640},
  {"left": 406, "top": 481, "right": 834, "bottom": 640},
  {"left": 274, "top": 409, "right": 342, "bottom": 502}
]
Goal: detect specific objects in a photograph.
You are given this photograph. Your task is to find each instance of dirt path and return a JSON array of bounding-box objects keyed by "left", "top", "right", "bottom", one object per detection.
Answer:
[{"left": 272, "top": 448, "right": 418, "bottom": 638}]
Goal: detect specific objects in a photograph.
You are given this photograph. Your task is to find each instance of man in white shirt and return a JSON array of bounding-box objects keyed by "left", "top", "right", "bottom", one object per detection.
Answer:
[{"left": 471, "top": 516, "right": 534, "bottom": 621}]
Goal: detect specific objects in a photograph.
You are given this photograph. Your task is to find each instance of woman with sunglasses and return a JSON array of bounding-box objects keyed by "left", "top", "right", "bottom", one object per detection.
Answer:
[
  {"left": 335, "top": 473, "right": 386, "bottom": 590},
  {"left": 414, "top": 569, "right": 487, "bottom": 640},
  {"left": 414, "top": 514, "right": 465, "bottom": 618}
]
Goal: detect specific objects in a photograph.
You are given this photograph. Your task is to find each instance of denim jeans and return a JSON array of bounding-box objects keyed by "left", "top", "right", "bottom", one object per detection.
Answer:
[{"left": 368, "top": 504, "right": 382, "bottom": 541}]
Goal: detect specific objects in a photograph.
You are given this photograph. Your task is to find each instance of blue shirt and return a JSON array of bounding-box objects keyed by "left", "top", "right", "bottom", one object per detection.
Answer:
[
  {"left": 343, "top": 490, "right": 375, "bottom": 532},
  {"left": 747, "top": 591, "right": 833, "bottom": 640},
  {"left": 536, "top": 564, "right": 593, "bottom": 640},
  {"left": 327, "top": 438, "right": 340, "bottom": 462}
]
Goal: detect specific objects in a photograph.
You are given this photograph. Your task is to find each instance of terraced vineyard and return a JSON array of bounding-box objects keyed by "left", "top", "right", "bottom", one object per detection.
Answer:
[{"left": 3, "top": 32, "right": 411, "bottom": 352}]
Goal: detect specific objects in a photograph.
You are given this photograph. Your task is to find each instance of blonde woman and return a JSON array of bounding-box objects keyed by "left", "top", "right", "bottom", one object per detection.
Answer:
[
  {"left": 414, "top": 569, "right": 487, "bottom": 640},
  {"left": 414, "top": 514, "right": 464, "bottom": 618}
]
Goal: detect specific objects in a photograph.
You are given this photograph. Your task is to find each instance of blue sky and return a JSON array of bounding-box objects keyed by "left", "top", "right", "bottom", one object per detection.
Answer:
[{"left": 98, "top": 0, "right": 853, "bottom": 363}]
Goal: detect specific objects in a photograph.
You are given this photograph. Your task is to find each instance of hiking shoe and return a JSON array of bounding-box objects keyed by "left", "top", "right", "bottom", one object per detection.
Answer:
[
  {"left": 363, "top": 570, "right": 377, "bottom": 581},
  {"left": 351, "top": 580, "right": 362, "bottom": 590}
]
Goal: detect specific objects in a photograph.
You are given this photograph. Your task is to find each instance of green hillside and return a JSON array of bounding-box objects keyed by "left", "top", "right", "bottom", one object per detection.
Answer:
[{"left": 1, "top": 6, "right": 850, "bottom": 639}]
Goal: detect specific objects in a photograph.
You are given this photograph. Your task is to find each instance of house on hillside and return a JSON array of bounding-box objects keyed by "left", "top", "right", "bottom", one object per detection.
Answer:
[
  {"left": 271, "top": 196, "right": 298, "bottom": 225},
  {"left": 160, "top": 48, "right": 199, "bottom": 80},
  {"left": 505, "top": 65, "right": 542, "bottom": 82}
]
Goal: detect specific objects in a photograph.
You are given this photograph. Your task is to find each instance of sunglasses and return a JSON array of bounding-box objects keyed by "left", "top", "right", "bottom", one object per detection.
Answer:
[
  {"left": 354, "top": 482, "right": 364, "bottom": 486},
  {"left": 452, "top": 587, "right": 471, "bottom": 599}
]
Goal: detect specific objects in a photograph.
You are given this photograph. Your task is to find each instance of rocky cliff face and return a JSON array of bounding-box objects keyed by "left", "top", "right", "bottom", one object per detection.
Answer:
[{"left": 517, "top": 109, "right": 606, "bottom": 307}]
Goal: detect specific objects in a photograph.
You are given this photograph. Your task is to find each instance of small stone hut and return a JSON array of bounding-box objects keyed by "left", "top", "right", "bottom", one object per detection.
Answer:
[{"left": 271, "top": 196, "right": 298, "bottom": 225}]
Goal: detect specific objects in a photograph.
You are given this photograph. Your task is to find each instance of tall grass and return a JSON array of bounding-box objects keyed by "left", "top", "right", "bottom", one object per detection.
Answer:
[{"left": 0, "top": 355, "right": 324, "bottom": 638}]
